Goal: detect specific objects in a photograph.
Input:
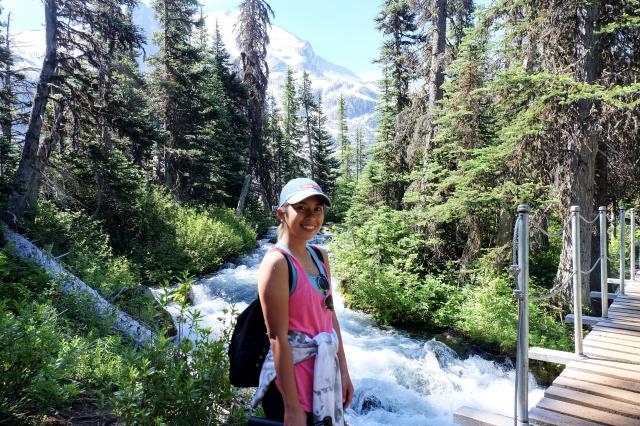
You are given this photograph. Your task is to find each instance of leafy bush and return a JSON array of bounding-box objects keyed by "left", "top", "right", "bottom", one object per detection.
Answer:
[
  {"left": 456, "top": 272, "right": 572, "bottom": 352},
  {"left": 24, "top": 200, "right": 139, "bottom": 295},
  {"left": 0, "top": 248, "right": 241, "bottom": 424},
  {"left": 331, "top": 207, "right": 456, "bottom": 327},
  {"left": 0, "top": 301, "right": 80, "bottom": 420},
  {"left": 175, "top": 206, "right": 256, "bottom": 275},
  {"left": 24, "top": 189, "right": 256, "bottom": 285},
  {"left": 112, "top": 280, "right": 239, "bottom": 425},
  {"left": 123, "top": 188, "right": 256, "bottom": 282}
]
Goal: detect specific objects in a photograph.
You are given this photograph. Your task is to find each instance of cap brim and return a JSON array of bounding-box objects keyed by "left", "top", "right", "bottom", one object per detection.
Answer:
[{"left": 285, "top": 190, "right": 332, "bottom": 207}]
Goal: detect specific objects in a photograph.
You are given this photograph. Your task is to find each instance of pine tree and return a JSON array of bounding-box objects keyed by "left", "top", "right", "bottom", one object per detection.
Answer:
[
  {"left": 210, "top": 22, "right": 250, "bottom": 206},
  {"left": 311, "top": 96, "right": 339, "bottom": 195},
  {"left": 300, "top": 70, "right": 316, "bottom": 178},
  {"left": 265, "top": 96, "right": 284, "bottom": 193},
  {"left": 148, "top": 0, "right": 203, "bottom": 200},
  {"left": 0, "top": 10, "right": 27, "bottom": 186},
  {"left": 374, "top": 0, "right": 419, "bottom": 111},
  {"left": 9, "top": 0, "right": 143, "bottom": 218},
  {"left": 353, "top": 126, "right": 365, "bottom": 183},
  {"left": 337, "top": 94, "right": 352, "bottom": 179},
  {"left": 235, "top": 0, "right": 275, "bottom": 212},
  {"left": 281, "top": 67, "right": 304, "bottom": 179}
]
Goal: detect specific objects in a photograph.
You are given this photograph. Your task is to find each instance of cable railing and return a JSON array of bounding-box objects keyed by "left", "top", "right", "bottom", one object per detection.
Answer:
[{"left": 508, "top": 203, "right": 640, "bottom": 426}]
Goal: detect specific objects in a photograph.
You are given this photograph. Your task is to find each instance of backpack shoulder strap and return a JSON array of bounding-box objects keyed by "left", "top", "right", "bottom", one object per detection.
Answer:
[{"left": 308, "top": 244, "right": 328, "bottom": 278}]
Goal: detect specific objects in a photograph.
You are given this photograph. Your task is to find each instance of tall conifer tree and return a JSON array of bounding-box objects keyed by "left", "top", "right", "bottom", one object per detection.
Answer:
[
  {"left": 281, "top": 67, "right": 304, "bottom": 179},
  {"left": 337, "top": 94, "right": 352, "bottom": 179},
  {"left": 235, "top": 0, "right": 275, "bottom": 212}
]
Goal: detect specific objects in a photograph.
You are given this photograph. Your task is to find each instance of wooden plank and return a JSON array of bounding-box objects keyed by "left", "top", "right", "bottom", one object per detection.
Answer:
[
  {"left": 588, "top": 329, "right": 640, "bottom": 343},
  {"left": 591, "top": 325, "right": 640, "bottom": 339},
  {"left": 610, "top": 300, "right": 640, "bottom": 309},
  {"left": 607, "top": 310, "right": 640, "bottom": 321},
  {"left": 584, "top": 334, "right": 640, "bottom": 350},
  {"left": 452, "top": 406, "right": 513, "bottom": 426},
  {"left": 562, "top": 368, "right": 640, "bottom": 392},
  {"left": 610, "top": 300, "right": 640, "bottom": 308},
  {"left": 528, "top": 407, "right": 602, "bottom": 426},
  {"left": 554, "top": 376, "right": 640, "bottom": 406},
  {"left": 535, "top": 397, "right": 638, "bottom": 425},
  {"left": 596, "top": 317, "right": 640, "bottom": 329},
  {"left": 571, "top": 358, "right": 640, "bottom": 375},
  {"left": 583, "top": 338, "right": 640, "bottom": 355},
  {"left": 582, "top": 346, "right": 640, "bottom": 364},
  {"left": 530, "top": 347, "right": 578, "bottom": 365},
  {"left": 613, "top": 295, "right": 640, "bottom": 302},
  {"left": 544, "top": 385, "right": 640, "bottom": 418},
  {"left": 610, "top": 302, "right": 640, "bottom": 310},
  {"left": 594, "top": 321, "right": 640, "bottom": 334},
  {"left": 609, "top": 306, "right": 640, "bottom": 315}
]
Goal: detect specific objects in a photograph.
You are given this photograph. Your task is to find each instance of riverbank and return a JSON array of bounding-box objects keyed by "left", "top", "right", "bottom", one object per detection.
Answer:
[{"left": 0, "top": 193, "right": 259, "bottom": 424}]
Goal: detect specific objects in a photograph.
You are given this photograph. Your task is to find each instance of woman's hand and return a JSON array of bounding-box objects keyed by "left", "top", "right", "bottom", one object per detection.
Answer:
[
  {"left": 284, "top": 405, "right": 308, "bottom": 426},
  {"left": 341, "top": 369, "right": 354, "bottom": 409}
]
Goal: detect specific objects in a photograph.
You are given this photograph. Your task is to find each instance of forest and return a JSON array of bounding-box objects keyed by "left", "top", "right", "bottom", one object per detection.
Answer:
[{"left": 0, "top": 0, "right": 639, "bottom": 424}]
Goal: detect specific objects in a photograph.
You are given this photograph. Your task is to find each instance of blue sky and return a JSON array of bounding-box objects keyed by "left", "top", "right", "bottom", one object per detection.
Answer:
[{"left": 3, "top": 0, "right": 383, "bottom": 80}]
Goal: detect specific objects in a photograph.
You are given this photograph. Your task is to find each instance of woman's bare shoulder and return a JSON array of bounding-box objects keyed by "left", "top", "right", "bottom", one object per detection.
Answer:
[{"left": 259, "top": 249, "right": 288, "bottom": 273}]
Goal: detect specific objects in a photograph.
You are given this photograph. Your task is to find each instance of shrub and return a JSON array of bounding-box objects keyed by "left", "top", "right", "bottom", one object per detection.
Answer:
[
  {"left": 456, "top": 272, "right": 572, "bottom": 352},
  {"left": 112, "top": 279, "right": 238, "bottom": 425},
  {"left": 331, "top": 207, "right": 456, "bottom": 327},
  {"left": 0, "top": 301, "right": 79, "bottom": 420}
]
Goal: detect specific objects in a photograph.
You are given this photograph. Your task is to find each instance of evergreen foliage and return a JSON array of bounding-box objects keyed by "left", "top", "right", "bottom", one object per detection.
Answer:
[
  {"left": 311, "top": 96, "right": 339, "bottom": 196},
  {"left": 280, "top": 67, "right": 304, "bottom": 180},
  {"left": 337, "top": 94, "right": 353, "bottom": 179}
]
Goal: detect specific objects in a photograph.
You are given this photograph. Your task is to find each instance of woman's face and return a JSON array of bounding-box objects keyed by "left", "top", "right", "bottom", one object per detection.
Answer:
[{"left": 277, "top": 196, "right": 325, "bottom": 240}]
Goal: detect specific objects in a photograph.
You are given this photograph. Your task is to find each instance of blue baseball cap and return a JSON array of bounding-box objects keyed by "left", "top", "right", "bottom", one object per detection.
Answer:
[{"left": 278, "top": 178, "right": 332, "bottom": 208}]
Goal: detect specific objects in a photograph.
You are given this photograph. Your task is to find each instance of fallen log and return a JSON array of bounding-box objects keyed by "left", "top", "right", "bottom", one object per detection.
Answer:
[{"left": 2, "top": 222, "right": 156, "bottom": 347}]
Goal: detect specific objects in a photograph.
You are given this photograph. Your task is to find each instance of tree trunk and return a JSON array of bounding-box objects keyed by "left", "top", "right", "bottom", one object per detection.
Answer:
[
  {"left": 461, "top": 215, "right": 483, "bottom": 268},
  {"left": 235, "top": 173, "right": 251, "bottom": 216},
  {"left": 556, "top": 3, "right": 601, "bottom": 305},
  {"left": 590, "top": 143, "right": 608, "bottom": 292},
  {"left": 22, "top": 103, "right": 64, "bottom": 207},
  {"left": 416, "top": 0, "right": 447, "bottom": 200},
  {"left": 9, "top": 0, "right": 57, "bottom": 218},
  {"left": 422, "top": 0, "right": 447, "bottom": 162},
  {"left": 2, "top": 224, "right": 156, "bottom": 347}
]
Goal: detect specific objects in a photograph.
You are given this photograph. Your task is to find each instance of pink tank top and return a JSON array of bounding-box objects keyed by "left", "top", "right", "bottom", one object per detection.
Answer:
[{"left": 271, "top": 245, "right": 334, "bottom": 412}]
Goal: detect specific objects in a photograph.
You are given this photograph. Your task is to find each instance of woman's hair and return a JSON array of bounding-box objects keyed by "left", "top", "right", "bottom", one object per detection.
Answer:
[
  {"left": 276, "top": 206, "right": 286, "bottom": 240},
  {"left": 276, "top": 223, "right": 284, "bottom": 241}
]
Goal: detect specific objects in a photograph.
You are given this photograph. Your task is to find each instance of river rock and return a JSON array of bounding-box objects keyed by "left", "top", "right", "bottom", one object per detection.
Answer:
[{"left": 359, "top": 394, "right": 383, "bottom": 414}]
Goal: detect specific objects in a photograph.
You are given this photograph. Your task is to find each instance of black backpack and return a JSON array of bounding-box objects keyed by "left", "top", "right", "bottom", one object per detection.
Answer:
[{"left": 228, "top": 246, "right": 325, "bottom": 388}]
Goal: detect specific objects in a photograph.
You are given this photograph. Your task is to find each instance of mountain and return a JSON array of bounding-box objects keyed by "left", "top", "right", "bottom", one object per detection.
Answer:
[
  {"left": 200, "top": 10, "right": 379, "bottom": 143},
  {"left": 12, "top": 3, "right": 379, "bottom": 145}
]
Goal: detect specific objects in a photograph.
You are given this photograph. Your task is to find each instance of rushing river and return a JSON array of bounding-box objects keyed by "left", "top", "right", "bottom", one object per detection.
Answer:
[{"left": 161, "top": 232, "right": 544, "bottom": 425}]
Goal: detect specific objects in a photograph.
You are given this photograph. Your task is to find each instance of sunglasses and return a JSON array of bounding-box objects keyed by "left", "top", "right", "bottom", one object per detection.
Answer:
[{"left": 316, "top": 275, "right": 334, "bottom": 311}]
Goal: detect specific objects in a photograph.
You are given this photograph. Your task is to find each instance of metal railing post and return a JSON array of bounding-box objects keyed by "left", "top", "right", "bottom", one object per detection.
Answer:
[
  {"left": 599, "top": 207, "right": 608, "bottom": 318},
  {"left": 620, "top": 207, "right": 626, "bottom": 296},
  {"left": 631, "top": 209, "right": 636, "bottom": 281},
  {"left": 516, "top": 204, "right": 529, "bottom": 426},
  {"left": 570, "top": 206, "right": 584, "bottom": 356}
]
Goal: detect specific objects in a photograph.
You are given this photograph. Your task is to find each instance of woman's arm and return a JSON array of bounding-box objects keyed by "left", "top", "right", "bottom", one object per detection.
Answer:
[{"left": 258, "top": 252, "right": 307, "bottom": 426}]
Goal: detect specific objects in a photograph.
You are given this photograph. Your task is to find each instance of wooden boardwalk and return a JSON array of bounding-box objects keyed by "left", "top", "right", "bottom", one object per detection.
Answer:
[
  {"left": 527, "top": 280, "right": 640, "bottom": 426},
  {"left": 455, "top": 280, "right": 640, "bottom": 426}
]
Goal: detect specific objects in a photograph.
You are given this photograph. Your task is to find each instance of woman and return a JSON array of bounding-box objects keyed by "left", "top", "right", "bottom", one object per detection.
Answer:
[{"left": 253, "top": 178, "right": 354, "bottom": 426}]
